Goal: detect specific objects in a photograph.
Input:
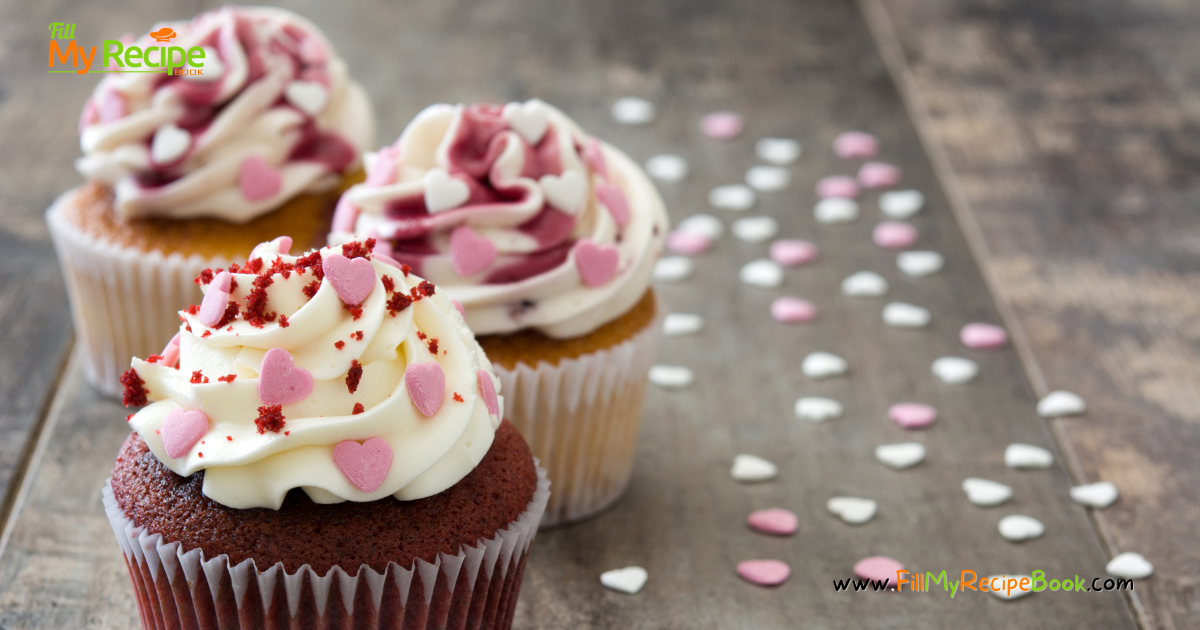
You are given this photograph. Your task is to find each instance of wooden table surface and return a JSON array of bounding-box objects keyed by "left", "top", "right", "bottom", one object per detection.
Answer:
[{"left": 0, "top": 0, "right": 1192, "bottom": 628}]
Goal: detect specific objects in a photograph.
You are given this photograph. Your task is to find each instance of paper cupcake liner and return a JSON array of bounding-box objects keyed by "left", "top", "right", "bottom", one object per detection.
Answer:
[
  {"left": 494, "top": 298, "right": 663, "bottom": 527},
  {"left": 47, "top": 190, "right": 230, "bottom": 399},
  {"left": 102, "top": 461, "right": 549, "bottom": 630}
]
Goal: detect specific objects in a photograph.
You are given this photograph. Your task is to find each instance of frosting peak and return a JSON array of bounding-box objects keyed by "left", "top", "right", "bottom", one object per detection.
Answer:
[
  {"left": 77, "top": 7, "right": 374, "bottom": 223},
  {"left": 122, "top": 237, "right": 503, "bottom": 510}
]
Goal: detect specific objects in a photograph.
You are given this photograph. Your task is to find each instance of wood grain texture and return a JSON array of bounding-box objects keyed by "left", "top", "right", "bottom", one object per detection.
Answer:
[
  {"left": 862, "top": 0, "right": 1200, "bottom": 627},
  {"left": 0, "top": 0, "right": 1146, "bottom": 627}
]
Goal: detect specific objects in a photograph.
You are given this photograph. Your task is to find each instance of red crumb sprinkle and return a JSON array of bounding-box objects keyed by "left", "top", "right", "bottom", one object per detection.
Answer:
[
  {"left": 195, "top": 268, "right": 215, "bottom": 285},
  {"left": 386, "top": 292, "right": 413, "bottom": 316},
  {"left": 427, "top": 338, "right": 439, "bottom": 354},
  {"left": 227, "top": 262, "right": 241, "bottom": 274},
  {"left": 198, "top": 452, "right": 203, "bottom": 458},
  {"left": 190, "top": 370, "right": 209, "bottom": 384},
  {"left": 215, "top": 300, "right": 240, "bottom": 329},
  {"left": 226, "top": 436, "right": 233, "bottom": 441},
  {"left": 302, "top": 280, "right": 321, "bottom": 300},
  {"left": 120, "top": 368, "right": 147, "bottom": 407},
  {"left": 185, "top": 323, "right": 193, "bottom": 333},
  {"left": 278, "top": 314, "right": 290, "bottom": 328},
  {"left": 226, "top": 326, "right": 234, "bottom": 332},
  {"left": 243, "top": 257, "right": 264, "bottom": 274},
  {"left": 381, "top": 275, "right": 395, "bottom": 293},
  {"left": 416, "top": 331, "right": 427, "bottom": 340},
  {"left": 285, "top": 431, "right": 290, "bottom": 436},
  {"left": 266, "top": 256, "right": 295, "bottom": 279},
  {"left": 343, "top": 303, "right": 363, "bottom": 320},
  {"left": 334, "top": 340, "right": 345, "bottom": 350},
  {"left": 185, "top": 304, "right": 200, "bottom": 315},
  {"left": 126, "top": 414, "right": 134, "bottom": 422},
  {"left": 401, "top": 263, "right": 412, "bottom": 277},
  {"left": 295, "top": 251, "right": 324, "bottom": 279},
  {"left": 353, "top": 330, "right": 363, "bottom": 341},
  {"left": 346, "top": 359, "right": 362, "bottom": 393},
  {"left": 352, "top": 402, "right": 365, "bottom": 415},
  {"left": 218, "top": 374, "right": 237, "bottom": 383},
  {"left": 201, "top": 440, "right": 205, "bottom": 444},
  {"left": 255, "top": 405, "right": 286, "bottom": 434},
  {"left": 146, "top": 354, "right": 163, "bottom": 364},
  {"left": 341, "top": 239, "right": 374, "bottom": 260},
  {"left": 453, "top": 392, "right": 464, "bottom": 403},
  {"left": 243, "top": 274, "right": 277, "bottom": 328},
  {"left": 201, "top": 330, "right": 212, "bottom": 338},
  {"left": 416, "top": 280, "right": 436, "bottom": 297}
]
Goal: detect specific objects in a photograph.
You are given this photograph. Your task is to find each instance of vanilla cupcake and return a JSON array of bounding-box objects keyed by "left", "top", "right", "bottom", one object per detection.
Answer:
[
  {"left": 331, "top": 100, "right": 666, "bottom": 525},
  {"left": 107, "top": 237, "right": 547, "bottom": 629},
  {"left": 47, "top": 6, "right": 374, "bottom": 397}
]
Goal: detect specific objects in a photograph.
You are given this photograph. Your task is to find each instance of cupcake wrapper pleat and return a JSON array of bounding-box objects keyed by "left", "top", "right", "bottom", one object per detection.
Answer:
[
  {"left": 102, "top": 462, "right": 549, "bottom": 630},
  {"left": 494, "top": 296, "right": 664, "bottom": 527}
]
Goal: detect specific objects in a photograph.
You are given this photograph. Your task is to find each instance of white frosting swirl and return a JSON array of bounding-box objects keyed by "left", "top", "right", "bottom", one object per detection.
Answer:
[
  {"left": 330, "top": 100, "right": 667, "bottom": 338},
  {"left": 124, "top": 238, "right": 503, "bottom": 509},
  {"left": 77, "top": 6, "right": 374, "bottom": 223}
]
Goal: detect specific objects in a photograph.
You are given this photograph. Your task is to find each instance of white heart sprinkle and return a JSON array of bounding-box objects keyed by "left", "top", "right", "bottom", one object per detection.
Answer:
[
  {"left": 539, "top": 170, "right": 587, "bottom": 215},
  {"left": 1106, "top": 553, "right": 1153, "bottom": 579},
  {"left": 879, "top": 190, "right": 925, "bottom": 218},
  {"left": 611, "top": 97, "right": 655, "bottom": 125},
  {"left": 1005, "top": 443, "right": 1054, "bottom": 469},
  {"left": 708, "top": 184, "right": 756, "bottom": 211},
  {"left": 896, "top": 251, "right": 944, "bottom": 278},
  {"left": 814, "top": 198, "right": 860, "bottom": 224},
  {"left": 755, "top": 137, "right": 801, "bottom": 165},
  {"left": 653, "top": 256, "right": 693, "bottom": 282},
  {"left": 676, "top": 214, "right": 724, "bottom": 240},
  {"left": 883, "top": 302, "right": 931, "bottom": 328},
  {"left": 503, "top": 100, "right": 550, "bottom": 144},
  {"left": 931, "top": 357, "right": 979, "bottom": 384},
  {"left": 740, "top": 260, "right": 784, "bottom": 288},
  {"left": 962, "top": 478, "right": 1013, "bottom": 506},
  {"left": 1070, "top": 481, "right": 1119, "bottom": 508},
  {"left": 423, "top": 168, "right": 471, "bottom": 213},
  {"left": 731, "top": 216, "right": 779, "bottom": 243},
  {"left": 1037, "top": 391, "right": 1087, "bottom": 417},
  {"left": 731, "top": 454, "right": 777, "bottom": 482},
  {"left": 663, "top": 313, "right": 704, "bottom": 337},
  {"left": 841, "top": 271, "right": 888, "bottom": 297},
  {"left": 875, "top": 442, "right": 925, "bottom": 469},
  {"left": 998, "top": 515, "right": 1045, "bottom": 541},
  {"left": 795, "top": 397, "right": 843, "bottom": 423},
  {"left": 745, "top": 165, "right": 791, "bottom": 192},
  {"left": 648, "top": 365, "right": 693, "bottom": 389},
  {"left": 150, "top": 123, "right": 190, "bottom": 164},
  {"left": 827, "top": 497, "right": 877, "bottom": 524},
  {"left": 645, "top": 154, "right": 689, "bottom": 182},
  {"left": 184, "top": 47, "right": 222, "bottom": 81},
  {"left": 988, "top": 575, "right": 1034, "bottom": 600},
  {"left": 802, "top": 352, "right": 848, "bottom": 379},
  {"left": 284, "top": 80, "right": 329, "bottom": 116},
  {"left": 600, "top": 567, "right": 648, "bottom": 594}
]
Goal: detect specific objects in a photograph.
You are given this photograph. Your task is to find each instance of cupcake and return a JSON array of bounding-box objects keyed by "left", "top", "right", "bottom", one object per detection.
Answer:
[
  {"left": 107, "top": 237, "right": 548, "bottom": 629},
  {"left": 330, "top": 100, "right": 667, "bottom": 525},
  {"left": 48, "top": 6, "right": 374, "bottom": 398}
]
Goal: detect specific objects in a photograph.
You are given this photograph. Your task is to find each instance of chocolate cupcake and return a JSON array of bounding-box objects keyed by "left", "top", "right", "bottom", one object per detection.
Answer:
[
  {"left": 48, "top": 6, "right": 374, "bottom": 397},
  {"left": 105, "top": 237, "right": 548, "bottom": 629},
  {"left": 330, "top": 101, "right": 667, "bottom": 525}
]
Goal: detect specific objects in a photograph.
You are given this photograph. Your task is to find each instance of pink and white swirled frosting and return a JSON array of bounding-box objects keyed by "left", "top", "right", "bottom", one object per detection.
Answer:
[
  {"left": 76, "top": 6, "right": 374, "bottom": 223},
  {"left": 122, "top": 237, "right": 503, "bottom": 510},
  {"left": 329, "top": 100, "right": 667, "bottom": 338}
]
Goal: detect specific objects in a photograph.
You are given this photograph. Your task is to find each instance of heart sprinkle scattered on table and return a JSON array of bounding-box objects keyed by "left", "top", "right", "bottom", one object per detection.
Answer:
[
  {"left": 961, "top": 323, "right": 1008, "bottom": 349},
  {"left": 756, "top": 137, "right": 801, "bottom": 164},
  {"left": 896, "top": 250, "right": 944, "bottom": 277},
  {"left": 988, "top": 575, "right": 1034, "bottom": 600},
  {"left": 769, "top": 239, "right": 817, "bottom": 266},
  {"left": 676, "top": 213, "right": 724, "bottom": 239},
  {"left": 645, "top": 154, "right": 689, "bottom": 182},
  {"left": 740, "top": 260, "right": 784, "bottom": 288},
  {"left": 879, "top": 190, "right": 925, "bottom": 218},
  {"left": 931, "top": 357, "right": 978, "bottom": 384},
  {"left": 708, "top": 184, "right": 757, "bottom": 211},
  {"left": 731, "top": 454, "right": 778, "bottom": 482},
  {"left": 600, "top": 567, "right": 648, "bottom": 594},
  {"left": 814, "top": 199, "right": 860, "bottom": 225},
  {"left": 816, "top": 175, "right": 860, "bottom": 199},
  {"left": 828, "top": 497, "right": 877, "bottom": 524},
  {"left": 853, "top": 556, "right": 903, "bottom": 583},
  {"left": 611, "top": 97, "right": 655, "bottom": 125},
  {"left": 648, "top": 365, "right": 694, "bottom": 389},
  {"left": 795, "top": 396, "right": 843, "bottom": 422},
  {"left": 883, "top": 302, "right": 931, "bottom": 328},
  {"left": 962, "top": 478, "right": 1013, "bottom": 506},
  {"left": 737, "top": 560, "right": 791, "bottom": 586},
  {"left": 746, "top": 165, "right": 791, "bottom": 192},
  {"left": 666, "top": 230, "right": 712, "bottom": 255},
  {"left": 833, "top": 131, "right": 879, "bottom": 159},
  {"left": 841, "top": 271, "right": 889, "bottom": 297},
  {"left": 732, "top": 216, "right": 779, "bottom": 243},
  {"left": 875, "top": 442, "right": 926, "bottom": 469},
  {"left": 772, "top": 297, "right": 817, "bottom": 324},
  {"left": 1106, "top": 553, "right": 1153, "bottom": 579},
  {"left": 663, "top": 313, "right": 704, "bottom": 337},
  {"left": 888, "top": 403, "right": 937, "bottom": 429},
  {"left": 653, "top": 256, "right": 694, "bottom": 282},
  {"left": 748, "top": 508, "right": 799, "bottom": 535},
  {"left": 700, "top": 111, "right": 743, "bottom": 139},
  {"left": 1037, "top": 390, "right": 1086, "bottom": 417},
  {"left": 873, "top": 221, "right": 919, "bottom": 249},
  {"left": 802, "top": 352, "right": 848, "bottom": 378},
  {"left": 998, "top": 515, "right": 1045, "bottom": 542},
  {"left": 858, "top": 161, "right": 902, "bottom": 189},
  {"left": 1070, "top": 481, "right": 1118, "bottom": 508},
  {"left": 1005, "top": 443, "right": 1054, "bottom": 469}
]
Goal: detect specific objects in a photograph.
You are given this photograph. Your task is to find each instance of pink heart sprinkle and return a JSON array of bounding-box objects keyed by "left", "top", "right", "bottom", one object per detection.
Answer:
[
  {"left": 833, "top": 131, "right": 879, "bottom": 159},
  {"left": 366, "top": 147, "right": 398, "bottom": 186},
  {"left": 250, "top": 236, "right": 293, "bottom": 261},
  {"left": 406, "top": 361, "right": 445, "bottom": 417},
  {"left": 737, "top": 560, "right": 791, "bottom": 586},
  {"left": 872, "top": 221, "right": 918, "bottom": 249},
  {"left": 161, "top": 408, "right": 209, "bottom": 459},
  {"left": 771, "top": 297, "right": 817, "bottom": 324},
  {"left": 854, "top": 556, "right": 904, "bottom": 584},
  {"left": 477, "top": 369, "right": 499, "bottom": 418},
  {"left": 574, "top": 239, "right": 619, "bottom": 288},
  {"left": 197, "top": 271, "right": 232, "bottom": 327},
  {"left": 816, "top": 175, "right": 859, "bottom": 199},
  {"left": 258, "top": 348, "right": 314, "bottom": 406},
  {"left": 769, "top": 239, "right": 817, "bottom": 267},
  {"left": 332, "top": 197, "right": 359, "bottom": 233},
  {"left": 595, "top": 183, "right": 630, "bottom": 228},
  {"left": 449, "top": 225, "right": 498, "bottom": 277},
  {"left": 666, "top": 230, "right": 711, "bottom": 255},
  {"left": 322, "top": 253, "right": 376, "bottom": 306},
  {"left": 333, "top": 437, "right": 393, "bottom": 493},
  {"left": 960, "top": 323, "right": 1008, "bottom": 349},
  {"left": 160, "top": 332, "right": 182, "bottom": 368},
  {"left": 700, "top": 111, "right": 744, "bottom": 139},
  {"left": 747, "top": 508, "right": 798, "bottom": 536},
  {"left": 451, "top": 298, "right": 466, "bottom": 318},
  {"left": 239, "top": 156, "right": 283, "bottom": 202},
  {"left": 889, "top": 403, "right": 938, "bottom": 429},
  {"left": 858, "top": 161, "right": 902, "bottom": 189},
  {"left": 584, "top": 138, "right": 608, "bottom": 180}
]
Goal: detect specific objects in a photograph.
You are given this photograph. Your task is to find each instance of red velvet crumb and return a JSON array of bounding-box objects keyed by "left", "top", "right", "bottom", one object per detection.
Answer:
[
  {"left": 295, "top": 251, "right": 324, "bottom": 279},
  {"left": 215, "top": 300, "right": 240, "bottom": 329},
  {"left": 120, "top": 368, "right": 147, "bottom": 407},
  {"left": 243, "top": 274, "right": 277, "bottom": 328},
  {"left": 334, "top": 340, "right": 345, "bottom": 350},
  {"left": 427, "top": 338, "right": 438, "bottom": 354},
  {"left": 352, "top": 402, "right": 365, "bottom": 415},
  {"left": 381, "top": 275, "right": 395, "bottom": 293},
  {"left": 218, "top": 374, "right": 237, "bottom": 383},
  {"left": 302, "top": 280, "right": 321, "bottom": 300},
  {"left": 190, "top": 370, "right": 209, "bottom": 384},
  {"left": 185, "top": 304, "right": 200, "bottom": 315},
  {"left": 401, "top": 263, "right": 412, "bottom": 277},
  {"left": 278, "top": 314, "right": 290, "bottom": 328},
  {"left": 126, "top": 414, "right": 135, "bottom": 422},
  {"left": 343, "top": 303, "right": 363, "bottom": 320},
  {"left": 353, "top": 330, "right": 363, "bottom": 341},
  {"left": 386, "top": 292, "right": 413, "bottom": 316},
  {"left": 243, "top": 257, "right": 264, "bottom": 274},
  {"left": 346, "top": 359, "right": 362, "bottom": 393},
  {"left": 254, "top": 405, "right": 286, "bottom": 434},
  {"left": 226, "top": 436, "right": 233, "bottom": 441},
  {"left": 453, "top": 392, "right": 464, "bottom": 403},
  {"left": 416, "top": 280, "right": 436, "bottom": 297},
  {"left": 341, "top": 239, "right": 374, "bottom": 260},
  {"left": 201, "top": 330, "right": 212, "bottom": 338},
  {"left": 146, "top": 354, "right": 163, "bottom": 364},
  {"left": 416, "top": 331, "right": 426, "bottom": 340},
  {"left": 195, "top": 268, "right": 215, "bottom": 285}
]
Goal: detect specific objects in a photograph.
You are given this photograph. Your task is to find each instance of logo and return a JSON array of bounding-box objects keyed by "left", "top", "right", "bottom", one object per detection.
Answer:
[{"left": 47, "top": 22, "right": 203, "bottom": 76}]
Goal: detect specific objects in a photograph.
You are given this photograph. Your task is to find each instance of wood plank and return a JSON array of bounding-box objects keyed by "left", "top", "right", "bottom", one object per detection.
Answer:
[
  {"left": 0, "top": 0, "right": 1139, "bottom": 627},
  {"left": 861, "top": 0, "right": 1200, "bottom": 627}
]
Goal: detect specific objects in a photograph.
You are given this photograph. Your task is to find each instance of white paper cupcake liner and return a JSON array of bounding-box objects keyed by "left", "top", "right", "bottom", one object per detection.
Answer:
[
  {"left": 47, "top": 188, "right": 230, "bottom": 399},
  {"left": 102, "top": 461, "right": 548, "bottom": 630},
  {"left": 494, "top": 296, "right": 663, "bottom": 527}
]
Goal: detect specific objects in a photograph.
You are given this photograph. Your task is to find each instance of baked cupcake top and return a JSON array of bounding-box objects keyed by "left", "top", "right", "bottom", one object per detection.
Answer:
[
  {"left": 120, "top": 237, "right": 503, "bottom": 510},
  {"left": 77, "top": 6, "right": 374, "bottom": 223},
  {"left": 329, "top": 100, "right": 667, "bottom": 339}
]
